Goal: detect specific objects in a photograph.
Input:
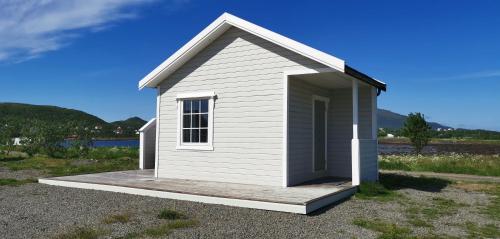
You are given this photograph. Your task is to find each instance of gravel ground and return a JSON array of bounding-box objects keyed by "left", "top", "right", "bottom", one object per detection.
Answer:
[{"left": 0, "top": 180, "right": 497, "bottom": 239}]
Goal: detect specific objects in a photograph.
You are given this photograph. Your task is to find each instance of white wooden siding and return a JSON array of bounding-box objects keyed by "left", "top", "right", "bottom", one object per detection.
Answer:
[
  {"left": 140, "top": 122, "right": 156, "bottom": 169},
  {"left": 360, "top": 139, "right": 378, "bottom": 181},
  {"left": 157, "top": 27, "right": 326, "bottom": 186},
  {"left": 328, "top": 86, "right": 374, "bottom": 178},
  {"left": 288, "top": 78, "right": 331, "bottom": 185}
]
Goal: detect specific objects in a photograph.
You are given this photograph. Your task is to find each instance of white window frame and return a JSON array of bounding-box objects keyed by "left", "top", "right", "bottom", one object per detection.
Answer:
[
  {"left": 176, "top": 91, "right": 216, "bottom": 151},
  {"left": 312, "top": 95, "right": 329, "bottom": 172}
]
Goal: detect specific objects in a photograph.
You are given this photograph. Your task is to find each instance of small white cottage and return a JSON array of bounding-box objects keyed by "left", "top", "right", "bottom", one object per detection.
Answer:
[{"left": 138, "top": 13, "right": 386, "bottom": 188}]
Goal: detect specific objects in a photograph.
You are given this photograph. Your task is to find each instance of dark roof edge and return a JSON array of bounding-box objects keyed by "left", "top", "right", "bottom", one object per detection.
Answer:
[{"left": 345, "top": 65, "right": 386, "bottom": 91}]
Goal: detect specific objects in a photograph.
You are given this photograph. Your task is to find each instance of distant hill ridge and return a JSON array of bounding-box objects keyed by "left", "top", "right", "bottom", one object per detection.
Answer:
[
  {"left": 0, "top": 102, "right": 495, "bottom": 133},
  {"left": 0, "top": 103, "right": 146, "bottom": 136},
  {"left": 377, "top": 109, "right": 450, "bottom": 129}
]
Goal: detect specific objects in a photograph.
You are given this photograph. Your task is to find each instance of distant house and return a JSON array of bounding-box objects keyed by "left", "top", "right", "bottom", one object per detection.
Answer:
[
  {"left": 113, "top": 126, "right": 123, "bottom": 135},
  {"left": 138, "top": 13, "right": 386, "bottom": 187}
]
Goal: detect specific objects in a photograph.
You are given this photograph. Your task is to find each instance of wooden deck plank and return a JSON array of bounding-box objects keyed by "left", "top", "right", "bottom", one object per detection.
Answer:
[{"left": 39, "top": 170, "right": 356, "bottom": 214}]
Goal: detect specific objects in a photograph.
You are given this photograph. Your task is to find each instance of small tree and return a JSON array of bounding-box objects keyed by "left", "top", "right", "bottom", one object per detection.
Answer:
[
  {"left": 0, "top": 120, "right": 20, "bottom": 156},
  {"left": 402, "top": 112, "right": 431, "bottom": 154},
  {"left": 21, "top": 120, "right": 67, "bottom": 157},
  {"left": 67, "top": 122, "right": 95, "bottom": 158}
]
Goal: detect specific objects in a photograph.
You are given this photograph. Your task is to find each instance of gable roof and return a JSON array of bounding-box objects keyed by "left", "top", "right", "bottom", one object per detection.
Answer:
[{"left": 138, "top": 13, "right": 386, "bottom": 91}]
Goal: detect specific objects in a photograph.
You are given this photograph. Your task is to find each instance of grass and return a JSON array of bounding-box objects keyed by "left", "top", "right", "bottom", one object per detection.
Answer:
[
  {"left": 379, "top": 137, "right": 500, "bottom": 145},
  {"left": 464, "top": 222, "right": 499, "bottom": 238},
  {"left": 356, "top": 181, "right": 400, "bottom": 201},
  {"left": 404, "top": 197, "right": 465, "bottom": 229},
  {"left": 356, "top": 173, "right": 450, "bottom": 202},
  {"left": 122, "top": 209, "right": 197, "bottom": 238},
  {"left": 158, "top": 209, "right": 187, "bottom": 220},
  {"left": 0, "top": 178, "right": 37, "bottom": 186},
  {"left": 379, "top": 153, "right": 500, "bottom": 177},
  {"left": 53, "top": 227, "right": 105, "bottom": 239},
  {"left": 0, "top": 153, "right": 138, "bottom": 177},
  {"left": 102, "top": 212, "right": 131, "bottom": 224},
  {"left": 453, "top": 181, "right": 500, "bottom": 221},
  {"left": 353, "top": 218, "right": 412, "bottom": 239},
  {"left": 142, "top": 220, "right": 198, "bottom": 238}
]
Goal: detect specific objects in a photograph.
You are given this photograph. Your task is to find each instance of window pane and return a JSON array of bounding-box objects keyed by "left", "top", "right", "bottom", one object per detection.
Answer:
[
  {"left": 183, "top": 115, "right": 191, "bottom": 128},
  {"left": 192, "top": 100, "right": 200, "bottom": 113},
  {"left": 200, "top": 114, "right": 208, "bottom": 127},
  {"left": 200, "top": 129, "right": 208, "bottom": 142},
  {"left": 200, "top": 100, "right": 208, "bottom": 113},
  {"left": 191, "top": 129, "right": 199, "bottom": 142},
  {"left": 183, "top": 100, "right": 191, "bottom": 113},
  {"left": 182, "top": 129, "right": 191, "bottom": 142},
  {"left": 192, "top": 114, "right": 199, "bottom": 128}
]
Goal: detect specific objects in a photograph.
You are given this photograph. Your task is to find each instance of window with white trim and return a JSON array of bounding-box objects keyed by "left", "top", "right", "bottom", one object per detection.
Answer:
[
  {"left": 182, "top": 99, "right": 209, "bottom": 143},
  {"left": 176, "top": 92, "right": 215, "bottom": 150}
]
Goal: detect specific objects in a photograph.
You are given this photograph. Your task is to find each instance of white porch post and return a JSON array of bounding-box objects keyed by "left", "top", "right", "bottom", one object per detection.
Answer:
[
  {"left": 154, "top": 86, "right": 161, "bottom": 178},
  {"left": 351, "top": 79, "right": 361, "bottom": 186}
]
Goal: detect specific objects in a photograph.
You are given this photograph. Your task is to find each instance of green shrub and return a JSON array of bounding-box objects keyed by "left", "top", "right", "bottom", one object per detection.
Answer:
[
  {"left": 158, "top": 209, "right": 187, "bottom": 220},
  {"left": 356, "top": 182, "right": 398, "bottom": 201}
]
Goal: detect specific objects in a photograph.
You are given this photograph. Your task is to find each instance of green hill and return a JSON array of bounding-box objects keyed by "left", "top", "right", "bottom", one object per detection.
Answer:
[
  {"left": 0, "top": 102, "right": 107, "bottom": 126},
  {"left": 377, "top": 109, "right": 449, "bottom": 129},
  {"left": 0, "top": 103, "right": 145, "bottom": 137},
  {"left": 111, "top": 117, "right": 147, "bottom": 129}
]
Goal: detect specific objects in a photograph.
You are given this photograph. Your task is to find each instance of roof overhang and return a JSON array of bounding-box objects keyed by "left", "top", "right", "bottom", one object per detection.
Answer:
[
  {"left": 138, "top": 118, "right": 156, "bottom": 132},
  {"left": 138, "top": 12, "right": 386, "bottom": 92}
]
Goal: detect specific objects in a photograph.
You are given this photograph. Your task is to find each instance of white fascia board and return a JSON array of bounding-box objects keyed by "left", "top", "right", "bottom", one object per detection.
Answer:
[
  {"left": 138, "top": 118, "right": 156, "bottom": 132},
  {"left": 138, "top": 14, "right": 231, "bottom": 89},
  {"left": 138, "top": 12, "right": 346, "bottom": 89},
  {"left": 176, "top": 91, "right": 216, "bottom": 99}
]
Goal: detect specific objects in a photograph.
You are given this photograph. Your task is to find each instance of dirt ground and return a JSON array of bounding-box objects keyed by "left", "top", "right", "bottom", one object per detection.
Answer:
[{"left": 1, "top": 168, "right": 499, "bottom": 239}]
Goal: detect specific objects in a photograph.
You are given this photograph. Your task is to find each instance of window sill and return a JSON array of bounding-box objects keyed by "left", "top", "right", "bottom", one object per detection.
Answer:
[{"left": 176, "top": 145, "right": 214, "bottom": 151}]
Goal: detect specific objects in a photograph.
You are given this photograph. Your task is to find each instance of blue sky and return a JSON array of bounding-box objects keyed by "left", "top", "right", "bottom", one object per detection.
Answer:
[{"left": 0, "top": 0, "right": 499, "bottom": 130}]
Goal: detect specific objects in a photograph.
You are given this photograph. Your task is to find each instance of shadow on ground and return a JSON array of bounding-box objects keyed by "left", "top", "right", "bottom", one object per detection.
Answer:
[
  {"left": 379, "top": 173, "right": 450, "bottom": 192},
  {"left": 0, "top": 156, "right": 25, "bottom": 162}
]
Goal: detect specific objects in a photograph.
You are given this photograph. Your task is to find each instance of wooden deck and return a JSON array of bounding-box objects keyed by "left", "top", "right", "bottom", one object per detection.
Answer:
[{"left": 39, "top": 170, "right": 356, "bottom": 214}]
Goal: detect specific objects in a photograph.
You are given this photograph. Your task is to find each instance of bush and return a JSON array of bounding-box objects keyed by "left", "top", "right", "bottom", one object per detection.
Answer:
[
  {"left": 402, "top": 113, "right": 431, "bottom": 154},
  {"left": 158, "top": 209, "right": 187, "bottom": 220}
]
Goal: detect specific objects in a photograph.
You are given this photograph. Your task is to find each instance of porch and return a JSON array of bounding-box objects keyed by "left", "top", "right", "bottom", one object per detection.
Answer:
[
  {"left": 285, "top": 67, "right": 380, "bottom": 187},
  {"left": 39, "top": 170, "right": 356, "bottom": 214}
]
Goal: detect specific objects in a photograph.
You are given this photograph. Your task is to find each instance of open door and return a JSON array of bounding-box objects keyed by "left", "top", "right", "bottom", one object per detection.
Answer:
[{"left": 313, "top": 96, "right": 328, "bottom": 172}]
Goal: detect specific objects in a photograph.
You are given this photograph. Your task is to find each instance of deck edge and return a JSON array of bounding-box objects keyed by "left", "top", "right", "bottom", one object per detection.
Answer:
[{"left": 39, "top": 178, "right": 307, "bottom": 214}]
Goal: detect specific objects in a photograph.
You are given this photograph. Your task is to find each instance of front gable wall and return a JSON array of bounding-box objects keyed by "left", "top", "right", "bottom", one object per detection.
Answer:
[{"left": 157, "top": 27, "right": 327, "bottom": 186}]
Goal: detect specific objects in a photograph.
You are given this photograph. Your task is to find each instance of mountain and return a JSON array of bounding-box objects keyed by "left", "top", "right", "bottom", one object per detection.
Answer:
[
  {"left": 111, "top": 117, "right": 147, "bottom": 131},
  {"left": 0, "top": 102, "right": 487, "bottom": 134},
  {"left": 378, "top": 109, "right": 450, "bottom": 129},
  {"left": 0, "top": 103, "right": 107, "bottom": 126},
  {"left": 0, "top": 102, "right": 145, "bottom": 137}
]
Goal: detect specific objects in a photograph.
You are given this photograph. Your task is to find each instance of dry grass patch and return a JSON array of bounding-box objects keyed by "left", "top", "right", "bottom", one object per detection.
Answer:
[
  {"left": 452, "top": 182, "right": 497, "bottom": 192},
  {"left": 453, "top": 181, "right": 500, "bottom": 221},
  {"left": 53, "top": 226, "right": 106, "bottom": 239},
  {"left": 353, "top": 218, "right": 411, "bottom": 239},
  {"left": 102, "top": 212, "right": 131, "bottom": 224}
]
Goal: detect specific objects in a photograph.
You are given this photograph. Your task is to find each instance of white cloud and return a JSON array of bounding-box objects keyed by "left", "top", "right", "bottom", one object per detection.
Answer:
[
  {"left": 423, "top": 70, "right": 500, "bottom": 82},
  {"left": 0, "top": 0, "right": 159, "bottom": 62}
]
